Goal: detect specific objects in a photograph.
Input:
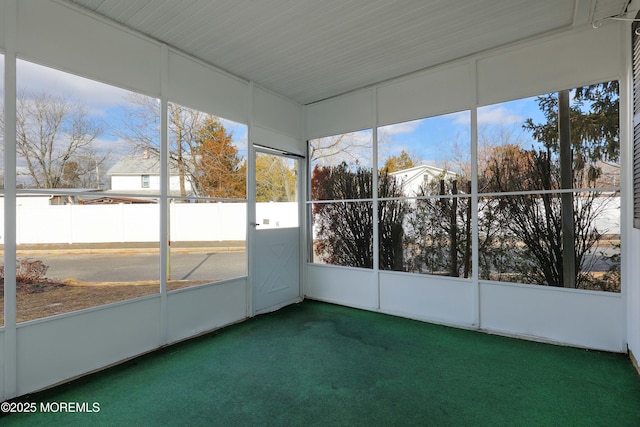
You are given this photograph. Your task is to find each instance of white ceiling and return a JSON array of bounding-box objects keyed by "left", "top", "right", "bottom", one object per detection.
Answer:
[{"left": 63, "top": 0, "right": 631, "bottom": 106}]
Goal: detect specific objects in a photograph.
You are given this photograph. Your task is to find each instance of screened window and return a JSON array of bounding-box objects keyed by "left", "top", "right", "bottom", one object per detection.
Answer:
[
  {"left": 478, "top": 82, "right": 620, "bottom": 292},
  {"left": 310, "top": 129, "right": 373, "bottom": 200},
  {"left": 13, "top": 59, "right": 161, "bottom": 322},
  {"left": 167, "top": 103, "right": 248, "bottom": 289},
  {"left": 378, "top": 111, "right": 472, "bottom": 276},
  {"left": 309, "top": 130, "right": 373, "bottom": 267}
]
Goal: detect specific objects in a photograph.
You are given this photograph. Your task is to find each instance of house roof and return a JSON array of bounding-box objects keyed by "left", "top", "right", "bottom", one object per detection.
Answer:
[
  {"left": 389, "top": 164, "right": 458, "bottom": 186},
  {"left": 65, "top": 0, "right": 630, "bottom": 106},
  {"left": 107, "top": 155, "right": 181, "bottom": 176},
  {"left": 80, "top": 196, "right": 157, "bottom": 204}
]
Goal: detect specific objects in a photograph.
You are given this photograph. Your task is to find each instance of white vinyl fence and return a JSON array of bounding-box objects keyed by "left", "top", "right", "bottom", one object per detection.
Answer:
[
  {"left": 0, "top": 201, "right": 298, "bottom": 245},
  {"left": 0, "top": 196, "right": 619, "bottom": 245}
]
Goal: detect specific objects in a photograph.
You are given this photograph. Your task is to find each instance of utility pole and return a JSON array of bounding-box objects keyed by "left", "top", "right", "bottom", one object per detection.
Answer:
[
  {"left": 559, "top": 90, "right": 576, "bottom": 288},
  {"left": 95, "top": 159, "right": 100, "bottom": 189}
]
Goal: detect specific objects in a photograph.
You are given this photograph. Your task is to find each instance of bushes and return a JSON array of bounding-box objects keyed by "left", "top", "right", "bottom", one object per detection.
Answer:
[{"left": 0, "top": 258, "right": 64, "bottom": 294}]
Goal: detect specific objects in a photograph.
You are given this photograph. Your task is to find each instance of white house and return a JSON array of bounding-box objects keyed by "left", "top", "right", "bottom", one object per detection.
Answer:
[
  {"left": 107, "top": 151, "right": 193, "bottom": 195},
  {"left": 389, "top": 164, "right": 460, "bottom": 197}
]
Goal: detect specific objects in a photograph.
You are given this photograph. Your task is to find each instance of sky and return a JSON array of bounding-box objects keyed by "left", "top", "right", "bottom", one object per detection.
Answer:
[
  {"left": 3, "top": 57, "right": 248, "bottom": 186},
  {"left": 2, "top": 54, "right": 611, "bottom": 182},
  {"left": 0, "top": 57, "right": 251, "bottom": 187},
  {"left": 378, "top": 98, "right": 546, "bottom": 169},
  {"left": 310, "top": 96, "right": 547, "bottom": 172}
]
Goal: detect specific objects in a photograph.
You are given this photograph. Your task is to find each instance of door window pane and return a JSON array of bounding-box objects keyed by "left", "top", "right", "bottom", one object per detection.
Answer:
[{"left": 256, "top": 152, "right": 298, "bottom": 228}]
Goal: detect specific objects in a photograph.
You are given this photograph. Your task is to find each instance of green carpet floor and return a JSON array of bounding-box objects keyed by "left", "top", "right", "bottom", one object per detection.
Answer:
[{"left": 2, "top": 300, "right": 639, "bottom": 426}]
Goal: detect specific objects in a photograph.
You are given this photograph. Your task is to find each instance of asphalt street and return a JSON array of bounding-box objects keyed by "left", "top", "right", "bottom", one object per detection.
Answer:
[
  {"left": 37, "top": 250, "right": 246, "bottom": 283},
  {"left": 21, "top": 245, "right": 617, "bottom": 284}
]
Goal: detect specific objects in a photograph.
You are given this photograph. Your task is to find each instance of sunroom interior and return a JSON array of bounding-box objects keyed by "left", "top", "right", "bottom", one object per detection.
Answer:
[{"left": 0, "top": 0, "right": 639, "bottom": 403}]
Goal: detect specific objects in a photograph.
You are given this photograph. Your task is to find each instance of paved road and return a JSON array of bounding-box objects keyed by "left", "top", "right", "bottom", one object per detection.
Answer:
[
  {"left": 583, "top": 245, "right": 619, "bottom": 273},
  {"left": 37, "top": 250, "right": 246, "bottom": 283},
  {"left": 25, "top": 244, "right": 618, "bottom": 285}
]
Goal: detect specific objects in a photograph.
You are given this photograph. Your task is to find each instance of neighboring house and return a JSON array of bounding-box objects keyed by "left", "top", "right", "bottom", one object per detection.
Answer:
[
  {"left": 388, "top": 164, "right": 459, "bottom": 197},
  {"left": 593, "top": 161, "right": 620, "bottom": 188},
  {"left": 107, "top": 150, "right": 193, "bottom": 196}
]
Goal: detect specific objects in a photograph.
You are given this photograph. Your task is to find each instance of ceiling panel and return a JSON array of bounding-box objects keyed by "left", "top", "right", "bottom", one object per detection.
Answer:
[
  {"left": 593, "top": 0, "right": 632, "bottom": 21},
  {"left": 63, "top": 0, "right": 629, "bottom": 105}
]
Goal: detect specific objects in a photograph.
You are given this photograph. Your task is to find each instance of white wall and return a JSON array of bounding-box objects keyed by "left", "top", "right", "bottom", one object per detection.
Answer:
[
  {"left": 16, "top": 297, "right": 162, "bottom": 395},
  {"left": 305, "top": 88, "right": 375, "bottom": 140},
  {"left": 253, "top": 86, "right": 303, "bottom": 151},
  {"left": 0, "top": 0, "right": 304, "bottom": 401},
  {"left": 621, "top": 22, "right": 640, "bottom": 365},
  {"left": 166, "top": 278, "right": 248, "bottom": 344},
  {"left": 306, "top": 265, "right": 378, "bottom": 310},
  {"left": 14, "top": 1, "right": 304, "bottom": 142},
  {"left": 168, "top": 50, "right": 249, "bottom": 125},
  {"left": 476, "top": 24, "right": 621, "bottom": 107},
  {"left": 304, "top": 22, "right": 631, "bottom": 353},
  {"left": 480, "top": 281, "right": 625, "bottom": 351},
  {"left": 379, "top": 273, "right": 476, "bottom": 328},
  {"left": 628, "top": 227, "right": 640, "bottom": 362},
  {"left": 377, "top": 62, "right": 473, "bottom": 126},
  {"left": 15, "top": 279, "right": 248, "bottom": 396},
  {"left": 17, "top": 0, "right": 162, "bottom": 98}
]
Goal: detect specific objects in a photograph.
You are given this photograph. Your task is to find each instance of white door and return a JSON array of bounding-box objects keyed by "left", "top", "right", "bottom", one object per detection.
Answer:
[{"left": 252, "top": 148, "right": 301, "bottom": 314}]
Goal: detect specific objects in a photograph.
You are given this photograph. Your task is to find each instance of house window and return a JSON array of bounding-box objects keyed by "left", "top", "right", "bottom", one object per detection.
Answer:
[{"left": 141, "top": 175, "right": 150, "bottom": 188}]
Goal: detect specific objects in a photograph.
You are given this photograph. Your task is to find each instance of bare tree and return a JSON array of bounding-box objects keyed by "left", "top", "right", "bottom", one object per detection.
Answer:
[
  {"left": 116, "top": 95, "right": 191, "bottom": 196},
  {"left": 484, "top": 145, "right": 612, "bottom": 288},
  {"left": 2, "top": 90, "right": 104, "bottom": 189},
  {"left": 117, "top": 94, "right": 241, "bottom": 197},
  {"left": 309, "top": 132, "right": 372, "bottom": 166},
  {"left": 61, "top": 149, "right": 110, "bottom": 189},
  {"left": 312, "top": 163, "right": 406, "bottom": 269}
]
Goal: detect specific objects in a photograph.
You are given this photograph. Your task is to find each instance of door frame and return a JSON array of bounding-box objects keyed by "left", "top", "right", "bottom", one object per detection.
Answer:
[{"left": 248, "top": 144, "right": 306, "bottom": 316}]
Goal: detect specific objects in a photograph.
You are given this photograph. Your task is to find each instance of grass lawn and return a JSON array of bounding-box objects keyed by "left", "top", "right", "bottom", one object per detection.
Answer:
[{"left": 0, "top": 279, "right": 213, "bottom": 324}]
